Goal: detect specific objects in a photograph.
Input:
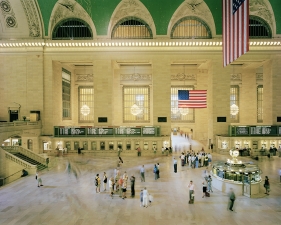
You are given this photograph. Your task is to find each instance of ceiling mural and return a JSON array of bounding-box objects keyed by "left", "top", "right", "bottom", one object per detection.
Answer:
[
  {"left": 0, "top": 0, "right": 17, "bottom": 28},
  {"left": 20, "top": 0, "right": 41, "bottom": 37}
]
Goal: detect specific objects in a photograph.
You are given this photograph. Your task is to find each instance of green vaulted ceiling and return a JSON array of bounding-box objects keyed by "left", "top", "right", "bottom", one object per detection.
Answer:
[{"left": 37, "top": 0, "right": 281, "bottom": 37}]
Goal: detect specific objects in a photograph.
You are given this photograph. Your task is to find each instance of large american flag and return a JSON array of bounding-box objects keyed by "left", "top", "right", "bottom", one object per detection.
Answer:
[
  {"left": 178, "top": 90, "right": 207, "bottom": 108},
  {"left": 223, "top": 0, "right": 249, "bottom": 67}
]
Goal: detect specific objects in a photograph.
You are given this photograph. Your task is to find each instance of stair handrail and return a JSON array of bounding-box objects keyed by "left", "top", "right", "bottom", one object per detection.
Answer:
[
  {"left": 2, "top": 146, "right": 47, "bottom": 166},
  {"left": 2, "top": 169, "right": 23, "bottom": 186}
]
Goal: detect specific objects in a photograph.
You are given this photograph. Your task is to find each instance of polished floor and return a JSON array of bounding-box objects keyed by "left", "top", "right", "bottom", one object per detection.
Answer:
[{"left": 0, "top": 150, "right": 281, "bottom": 225}]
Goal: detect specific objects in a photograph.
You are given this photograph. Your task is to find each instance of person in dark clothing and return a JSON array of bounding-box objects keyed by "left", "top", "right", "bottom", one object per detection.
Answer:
[
  {"left": 228, "top": 188, "right": 236, "bottom": 211},
  {"left": 130, "top": 175, "right": 135, "bottom": 197},
  {"left": 21, "top": 169, "right": 28, "bottom": 177}
]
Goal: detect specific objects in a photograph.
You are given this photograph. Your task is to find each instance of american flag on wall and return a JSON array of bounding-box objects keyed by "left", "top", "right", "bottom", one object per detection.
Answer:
[
  {"left": 223, "top": 0, "right": 249, "bottom": 67},
  {"left": 178, "top": 90, "right": 207, "bottom": 108}
]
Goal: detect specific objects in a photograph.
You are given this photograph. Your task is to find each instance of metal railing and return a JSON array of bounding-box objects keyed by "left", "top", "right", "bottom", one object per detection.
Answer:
[
  {"left": 2, "top": 169, "right": 23, "bottom": 186},
  {"left": 0, "top": 121, "right": 40, "bottom": 127}
]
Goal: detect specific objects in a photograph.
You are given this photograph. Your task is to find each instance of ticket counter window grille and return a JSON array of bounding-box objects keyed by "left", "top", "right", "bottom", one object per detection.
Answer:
[
  {"left": 171, "top": 17, "right": 211, "bottom": 39},
  {"left": 123, "top": 86, "right": 150, "bottom": 122},
  {"left": 112, "top": 17, "right": 153, "bottom": 39},
  {"left": 230, "top": 85, "right": 239, "bottom": 122},
  {"left": 62, "top": 68, "right": 71, "bottom": 119},
  {"left": 79, "top": 87, "right": 94, "bottom": 122},
  {"left": 257, "top": 85, "right": 263, "bottom": 123},
  {"left": 171, "top": 87, "right": 194, "bottom": 122}
]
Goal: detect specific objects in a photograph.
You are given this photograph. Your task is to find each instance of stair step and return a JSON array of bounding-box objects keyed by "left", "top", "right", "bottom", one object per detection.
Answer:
[{"left": 13, "top": 153, "right": 47, "bottom": 171}]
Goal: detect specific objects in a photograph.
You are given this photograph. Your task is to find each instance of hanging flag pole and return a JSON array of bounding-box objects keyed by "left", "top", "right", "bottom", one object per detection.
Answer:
[{"left": 223, "top": 0, "right": 249, "bottom": 67}]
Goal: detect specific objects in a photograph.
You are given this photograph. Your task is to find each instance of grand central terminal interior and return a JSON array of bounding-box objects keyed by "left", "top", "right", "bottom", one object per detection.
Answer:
[{"left": 0, "top": 0, "right": 281, "bottom": 224}]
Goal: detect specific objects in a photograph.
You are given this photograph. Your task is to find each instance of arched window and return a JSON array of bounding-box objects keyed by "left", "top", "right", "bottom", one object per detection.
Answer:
[
  {"left": 52, "top": 18, "right": 92, "bottom": 40},
  {"left": 171, "top": 16, "right": 212, "bottom": 39},
  {"left": 112, "top": 17, "right": 153, "bottom": 39},
  {"left": 249, "top": 16, "right": 271, "bottom": 38}
]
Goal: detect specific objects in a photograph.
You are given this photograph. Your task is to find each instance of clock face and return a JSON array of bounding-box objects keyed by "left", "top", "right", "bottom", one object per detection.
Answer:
[{"left": 232, "top": 150, "right": 239, "bottom": 157}]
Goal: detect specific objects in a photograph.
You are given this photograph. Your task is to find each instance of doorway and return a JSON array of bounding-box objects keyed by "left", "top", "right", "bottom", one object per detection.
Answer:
[{"left": 9, "top": 110, "right": 18, "bottom": 122}]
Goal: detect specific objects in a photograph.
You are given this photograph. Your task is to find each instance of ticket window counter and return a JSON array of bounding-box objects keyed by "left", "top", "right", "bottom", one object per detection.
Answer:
[
  {"left": 91, "top": 141, "right": 97, "bottom": 150},
  {"left": 83, "top": 141, "right": 88, "bottom": 150},
  {"left": 135, "top": 142, "right": 140, "bottom": 150},
  {"left": 66, "top": 141, "right": 71, "bottom": 151},
  {"left": 100, "top": 142, "right": 105, "bottom": 150},
  {"left": 126, "top": 141, "right": 131, "bottom": 150},
  {"left": 74, "top": 141, "right": 79, "bottom": 150},
  {"left": 144, "top": 141, "right": 148, "bottom": 150},
  {"left": 118, "top": 142, "right": 122, "bottom": 150},
  {"left": 109, "top": 142, "right": 114, "bottom": 150}
]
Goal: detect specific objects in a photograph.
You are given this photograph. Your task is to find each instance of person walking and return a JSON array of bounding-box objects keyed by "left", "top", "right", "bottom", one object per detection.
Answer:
[
  {"left": 117, "top": 147, "right": 121, "bottom": 157},
  {"left": 264, "top": 176, "right": 270, "bottom": 195},
  {"left": 140, "top": 165, "right": 145, "bottom": 182},
  {"left": 109, "top": 177, "right": 114, "bottom": 198},
  {"left": 137, "top": 147, "right": 142, "bottom": 156},
  {"left": 118, "top": 176, "right": 124, "bottom": 197},
  {"left": 207, "top": 175, "right": 213, "bottom": 192},
  {"left": 103, "top": 172, "right": 107, "bottom": 191},
  {"left": 202, "top": 181, "right": 207, "bottom": 198},
  {"left": 173, "top": 157, "right": 177, "bottom": 173},
  {"left": 156, "top": 163, "right": 160, "bottom": 179},
  {"left": 188, "top": 180, "right": 195, "bottom": 204},
  {"left": 130, "top": 175, "right": 135, "bottom": 197},
  {"left": 279, "top": 168, "right": 281, "bottom": 183},
  {"left": 153, "top": 164, "right": 158, "bottom": 180},
  {"left": 95, "top": 174, "right": 101, "bottom": 193},
  {"left": 228, "top": 188, "right": 236, "bottom": 211},
  {"left": 122, "top": 178, "right": 127, "bottom": 200},
  {"left": 37, "top": 172, "right": 43, "bottom": 187},
  {"left": 143, "top": 187, "right": 148, "bottom": 207},
  {"left": 140, "top": 190, "right": 143, "bottom": 206}
]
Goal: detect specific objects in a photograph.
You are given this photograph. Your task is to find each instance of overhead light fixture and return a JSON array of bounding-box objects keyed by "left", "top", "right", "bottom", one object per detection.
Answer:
[
  {"left": 179, "top": 108, "right": 189, "bottom": 115},
  {"left": 131, "top": 103, "right": 142, "bottom": 116},
  {"left": 230, "top": 104, "right": 239, "bottom": 116},
  {"left": 81, "top": 104, "right": 90, "bottom": 116}
]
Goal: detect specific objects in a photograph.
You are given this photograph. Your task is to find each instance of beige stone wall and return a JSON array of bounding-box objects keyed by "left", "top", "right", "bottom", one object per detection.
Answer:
[{"left": 1, "top": 48, "right": 281, "bottom": 152}]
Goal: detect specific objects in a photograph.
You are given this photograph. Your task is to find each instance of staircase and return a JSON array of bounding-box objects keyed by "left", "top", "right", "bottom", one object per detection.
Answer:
[{"left": 13, "top": 153, "right": 47, "bottom": 171}]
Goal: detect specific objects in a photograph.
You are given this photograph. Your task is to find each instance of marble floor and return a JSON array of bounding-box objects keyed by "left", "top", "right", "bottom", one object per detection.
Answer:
[{"left": 0, "top": 150, "right": 281, "bottom": 225}]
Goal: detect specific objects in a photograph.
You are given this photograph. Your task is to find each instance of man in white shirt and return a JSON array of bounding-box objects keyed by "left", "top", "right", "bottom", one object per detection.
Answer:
[{"left": 143, "top": 187, "right": 148, "bottom": 207}]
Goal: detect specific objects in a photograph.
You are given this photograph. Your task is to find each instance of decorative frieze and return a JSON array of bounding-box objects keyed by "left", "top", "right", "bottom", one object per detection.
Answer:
[
  {"left": 256, "top": 73, "right": 263, "bottom": 80},
  {"left": 76, "top": 74, "right": 93, "bottom": 82},
  {"left": 231, "top": 73, "right": 242, "bottom": 81},
  {"left": 171, "top": 73, "right": 196, "bottom": 81},
  {"left": 121, "top": 73, "right": 151, "bottom": 81},
  {"left": 20, "top": 0, "right": 41, "bottom": 37}
]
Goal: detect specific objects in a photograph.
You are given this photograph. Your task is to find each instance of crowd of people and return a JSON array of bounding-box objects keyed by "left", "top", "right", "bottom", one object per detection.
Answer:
[{"left": 180, "top": 149, "right": 212, "bottom": 169}]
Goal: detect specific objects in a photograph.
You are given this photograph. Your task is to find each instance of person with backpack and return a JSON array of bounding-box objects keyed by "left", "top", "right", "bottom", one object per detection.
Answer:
[
  {"left": 153, "top": 164, "right": 158, "bottom": 180},
  {"left": 95, "top": 174, "right": 101, "bottom": 193},
  {"left": 103, "top": 172, "right": 107, "bottom": 191}
]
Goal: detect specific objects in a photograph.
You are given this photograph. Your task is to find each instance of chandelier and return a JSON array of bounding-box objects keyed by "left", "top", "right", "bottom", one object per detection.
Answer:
[
  {"left": 131, "top": 103, "right": 142, "bottom": 115},
  {"left": 179, "top": 108, "right": 189, "bottom": 115},
  {"left": 80, "top": 104, "right": 90, "bottom": 116},
  {"left": 171, "top": 108, "right": 179, "bottom": 114},
  {"left": 230, "top": 104, "right": 239, "bottom": 116}
]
